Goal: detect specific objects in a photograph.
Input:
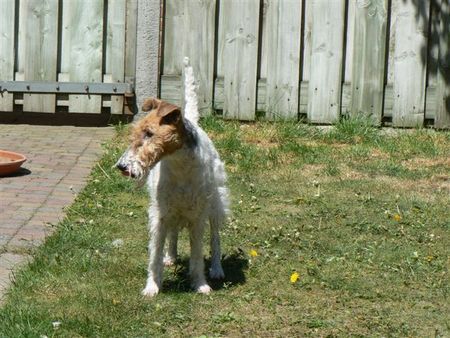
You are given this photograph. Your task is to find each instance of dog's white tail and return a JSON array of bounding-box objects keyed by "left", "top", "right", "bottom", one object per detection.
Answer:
[{"left": 183, "top": 57, "right": 199, "bottom": 124}]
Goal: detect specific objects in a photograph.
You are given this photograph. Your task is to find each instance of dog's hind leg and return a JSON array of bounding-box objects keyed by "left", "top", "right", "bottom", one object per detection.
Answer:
[
  {"left": 209, "top": 215, "right": 225, "bottom": 280},
  {"left": 164, "top": 226, "right": 179, "bottom": 266}
]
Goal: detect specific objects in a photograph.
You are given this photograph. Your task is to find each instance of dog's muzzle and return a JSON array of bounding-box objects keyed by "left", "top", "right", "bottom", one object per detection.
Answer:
[{"left": 116, "top": 162, "right": 132, "bottom": 177}]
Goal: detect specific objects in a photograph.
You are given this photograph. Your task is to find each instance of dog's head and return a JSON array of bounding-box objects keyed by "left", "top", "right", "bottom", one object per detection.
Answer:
[{"left": 115, "top": 98, "right": 185, "bottom": 180}]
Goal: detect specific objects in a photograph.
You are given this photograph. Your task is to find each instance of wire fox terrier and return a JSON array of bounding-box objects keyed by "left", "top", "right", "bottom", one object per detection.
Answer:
[{"left": 116, "top": 58, "right": 230, "bottom": 296}]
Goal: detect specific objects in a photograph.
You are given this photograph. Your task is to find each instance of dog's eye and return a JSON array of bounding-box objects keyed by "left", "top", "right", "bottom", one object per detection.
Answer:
[{"left": 144, "top": 130, "right": 153, "bottom": 139}]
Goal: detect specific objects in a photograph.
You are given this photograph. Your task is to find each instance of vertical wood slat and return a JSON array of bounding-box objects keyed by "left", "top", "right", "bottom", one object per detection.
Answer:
[
  {"left": 182, "top": 0, "right": 216, "bottom": 116},
  {"left": 350, "top": 0, "right": 388, "bottom": 124},
  {"left": 220, "top": 0, "right": 260, "bottom": 121},
  {"left": 162, "top": 0, "right": 184, "bottom": 76},
  {"left": 23, "top": 0, "right": 59, "bottom": 113},
  {"left": 344, "top": 0, "right": 356, "bottom": 84},
  {"left": 162, "top": 0, "right": 216, "bottom": 115},
  {"left": 16, "top": 1, "right": 26, "bottom": 79},
  {"left": 125, "top": 0, "right": 138, "bottom": 83},
  {"left": 0, "top": 0, "right": 15, "bottom": 112},
  {"left": 435, "top": 0, "right": 450, "bottom": 129},
  {"left": 307, "top": 0, "right": 345, "bottom": 124},
  {"left": 392, "top": 0, "right": 429, "bottom": 127},
  {"left": 427, "top": 1, "right": 440, "bottom": 87},
  {"left": 302, "top": 0, "right": 312, "bottom": 81},
  {"left": 61, "top": 0, "right": 104, "bottom": 113},
  {"left": 105, "top": 0, "right": 126, "bottom": 114},
  {"left": 265, "top": 0, "right": 302, "bottom": 120},
  {"left": 259, "top": 0, "right": 269, "bottom": 80},
  {"left": 342, "top": 0, "right": 355, "bottom": 116}
]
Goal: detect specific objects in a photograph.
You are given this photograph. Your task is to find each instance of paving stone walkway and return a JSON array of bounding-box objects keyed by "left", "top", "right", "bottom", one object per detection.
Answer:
[{"left": 0, "top": 124, "right": 114, "bottom": 301}]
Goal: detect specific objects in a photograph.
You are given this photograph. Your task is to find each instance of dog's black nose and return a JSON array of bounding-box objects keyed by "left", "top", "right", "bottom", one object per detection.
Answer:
[{"left": 116, "top": 163, "right": 127, "bottom": 171}]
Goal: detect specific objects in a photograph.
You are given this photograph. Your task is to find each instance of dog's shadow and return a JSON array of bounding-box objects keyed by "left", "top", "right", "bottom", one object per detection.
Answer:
[{"left": 163, "top": 252, "right": 248, "bottom": 294}]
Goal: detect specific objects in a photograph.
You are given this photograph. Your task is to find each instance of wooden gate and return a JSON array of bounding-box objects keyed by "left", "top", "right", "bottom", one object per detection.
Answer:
[
  {"left": 0, "top": 0, "right": 137, "bottom": 116},
  {"left": 160, "top": 0, "right": 450, "bottom": 129}
]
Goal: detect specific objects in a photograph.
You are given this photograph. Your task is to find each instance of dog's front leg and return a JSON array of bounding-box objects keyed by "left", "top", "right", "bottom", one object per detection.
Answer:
[
  {"left": 189, "top": 223, "right": 212, "bottom": 294},
  {"left": 142, "top": 217, "right": 168, "bottom": 297}
]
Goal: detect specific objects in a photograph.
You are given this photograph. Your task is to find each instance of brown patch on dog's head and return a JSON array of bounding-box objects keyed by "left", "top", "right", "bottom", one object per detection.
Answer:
[
  {"left": 142, "top": 98, "right": 161, "bottom": 112},
  {"left": 130, "top": 98, "right": 186, "bottom": 168}
]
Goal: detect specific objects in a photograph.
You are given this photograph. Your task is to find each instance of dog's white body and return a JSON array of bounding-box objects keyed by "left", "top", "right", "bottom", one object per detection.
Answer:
[
  {"left": 144, "top": 115, "right": 229, "bottom": 296},
  {"left": 117, "top": 58, "right": 229, "bottom": 296}
]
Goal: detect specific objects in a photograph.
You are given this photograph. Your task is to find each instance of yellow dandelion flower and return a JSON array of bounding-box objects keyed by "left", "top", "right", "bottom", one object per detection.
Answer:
[
  {"left": 393, "top": 214, "right": 402, "bottom": 222},
  {"left": 249, "top": 249, "right": 258, "bottom": 257},
  {"left": 290, "top": 272, "right": 300, "bottom": 284}
]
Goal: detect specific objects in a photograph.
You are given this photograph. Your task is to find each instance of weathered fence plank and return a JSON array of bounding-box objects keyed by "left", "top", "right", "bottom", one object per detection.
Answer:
[
  {"left": 302, "top": 0, "right": 312, "bottom": 82},
  {"left": 435, "top": 0, "right": 449, "bottom": 128},
  {"left": 344, "top": 0, "right": 355, "bottom": 84},
  {"left": 125, "top": 0, "right": 138, "bottom": 85},
  {"left": 0, "top": 0, "right": 15, "bottom": 112},
  {"left": 182, "top": 0, "right": 216, "bottom": 115},
  {"left": 16, "top": 1, "right": 26, "bottom": 82},
  {"left": 105, "top": 0, "right": 126, "bottom": 114},
  {"left": 350, "top": 0, "right": 388, "bottom": 124},
  {"left": 219, "top": 0, "right": 260, "bottom": 120},
  {"left": 22, "top": 0, "right": 58, "bottom": 113},
  {"left": 307, "top": 0, "right": 345, "bottom": 124},
  {"left": 162, "top": 0, "right": 216, "bottom": 115},
  {"left": 391, "top": 0, "right": 429, "bottom": 127},
  {"left": 265, "top": 0, "right": 302, "bottom": 119},
  {"left": 61, "top": 0, "right": 104, "bottom": 113},
  {"left": 163, "top": 0, "right": 184, "bottom": 76},
  {"left": 259, "top": 0, "right": 268, "bottom": 80},
  {"left": 124, "top": 0, "right": 137, "bottom": 114}
]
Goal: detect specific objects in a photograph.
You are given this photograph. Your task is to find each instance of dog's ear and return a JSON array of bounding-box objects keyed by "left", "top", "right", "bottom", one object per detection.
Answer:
[
  {"left": 142, "top": 98, "right": 161, "bottom": 112},
  {"left": 157, "top": 102, "right": 182, "bottom": 125}
]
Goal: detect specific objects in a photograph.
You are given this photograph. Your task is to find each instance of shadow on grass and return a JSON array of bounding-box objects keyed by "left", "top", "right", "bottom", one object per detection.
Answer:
[{"left": 163, "top": 253, "right": 248, "bottom": 294}]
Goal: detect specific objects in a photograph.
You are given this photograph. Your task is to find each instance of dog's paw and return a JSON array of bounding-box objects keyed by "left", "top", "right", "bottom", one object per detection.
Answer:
[
  {"left": 163, "top": 255, "right": 176, "bottom": 267},
  {"left": 142, "top": 282, "right": 159, "bottom": 297},
  {"left": 196, "top": 284, "right": 212, "bottom": 295},
  {"left": 209, "top": 266, "right": 225, "bottom": 280}
]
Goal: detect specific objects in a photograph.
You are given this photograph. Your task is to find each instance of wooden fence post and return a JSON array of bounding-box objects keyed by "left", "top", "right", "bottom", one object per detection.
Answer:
[
  {"left": 134, "top": 0, "right": 160, "bottom": 118},
  {"left": 350, "top": 0, "right": 388, "bottom": 125}
]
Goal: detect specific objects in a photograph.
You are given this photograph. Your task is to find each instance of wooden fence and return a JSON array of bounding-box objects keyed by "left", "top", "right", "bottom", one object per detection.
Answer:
[
  {"left": 0, "top": 0, "right": 137, "bottom": 115},
  {"left": 160, "top": 0, "right": 450, "bottom": 128}
]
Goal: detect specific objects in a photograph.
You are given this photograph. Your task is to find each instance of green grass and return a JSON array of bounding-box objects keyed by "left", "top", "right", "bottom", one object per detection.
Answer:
[{"left": 1, "top": 117, "right": 449, "bottom": 337}]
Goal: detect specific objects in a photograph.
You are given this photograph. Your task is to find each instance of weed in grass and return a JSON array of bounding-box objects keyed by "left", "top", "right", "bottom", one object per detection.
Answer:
[
  {"left": 323, "top": 115, "right": 380, "bottom": 144},
  {"left": 323, "top": 162, "right": 341, "bottom": 176}
]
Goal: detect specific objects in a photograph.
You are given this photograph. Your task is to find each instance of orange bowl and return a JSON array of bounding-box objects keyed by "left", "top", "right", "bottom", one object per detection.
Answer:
[{"left": 0, "top": 150, "right": 27, "bottom": 176}]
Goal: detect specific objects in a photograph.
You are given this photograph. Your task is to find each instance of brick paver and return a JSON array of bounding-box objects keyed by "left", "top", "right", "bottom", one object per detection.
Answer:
[{"left": 0, "top": 124, "right": 114, "bottom": 303}]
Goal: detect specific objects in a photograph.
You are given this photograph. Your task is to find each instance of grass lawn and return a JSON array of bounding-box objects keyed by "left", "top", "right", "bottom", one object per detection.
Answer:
[{"left": 0, "top": 117, "right": 449, "bottom": 337}]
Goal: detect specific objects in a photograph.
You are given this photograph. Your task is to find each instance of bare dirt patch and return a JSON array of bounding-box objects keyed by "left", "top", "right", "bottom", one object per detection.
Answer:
[{"left": 402, "top": 157, "right": 450, "bottom": 170}]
